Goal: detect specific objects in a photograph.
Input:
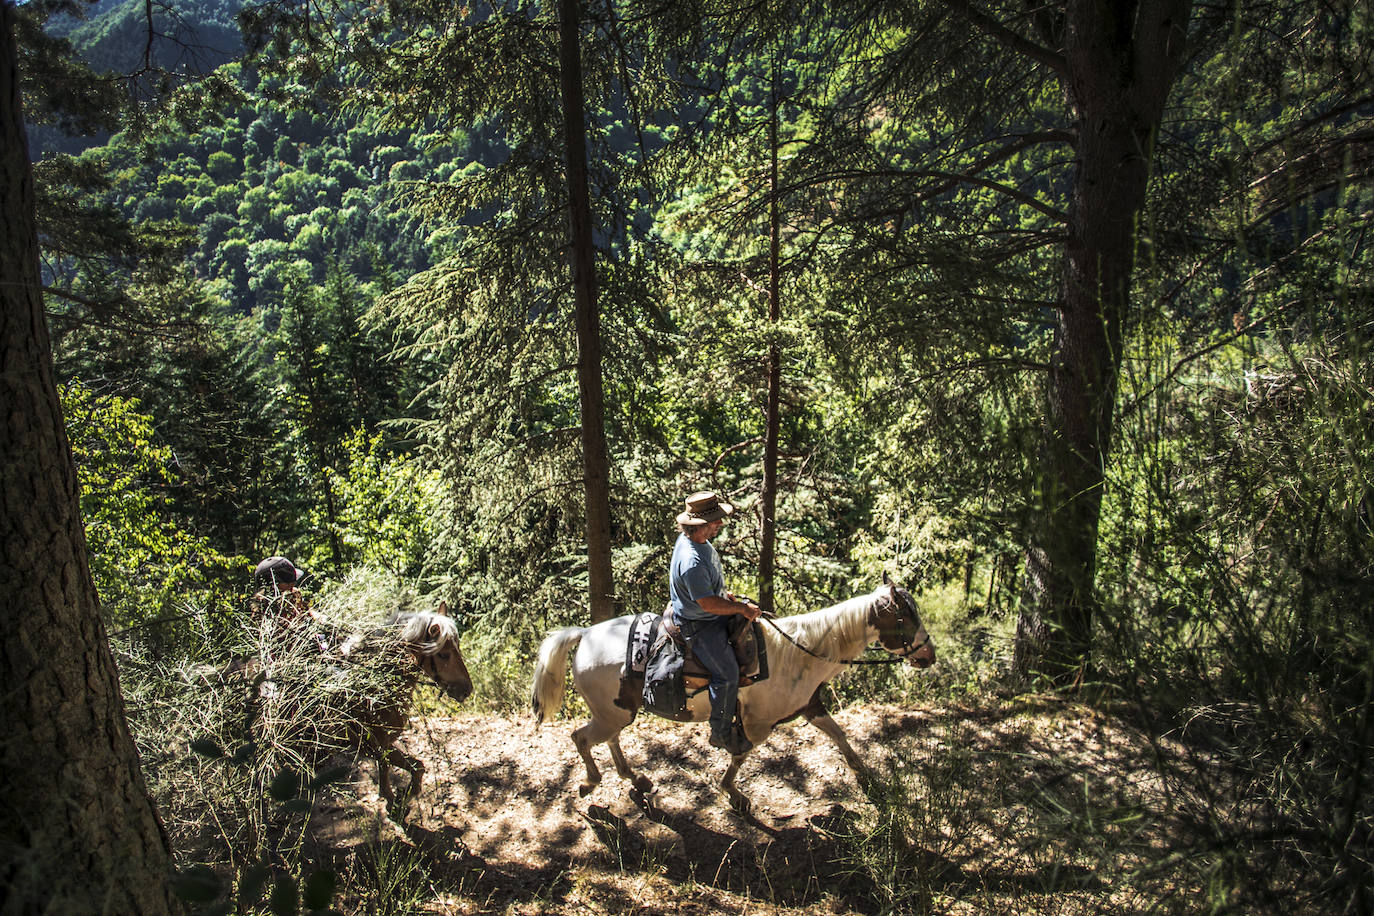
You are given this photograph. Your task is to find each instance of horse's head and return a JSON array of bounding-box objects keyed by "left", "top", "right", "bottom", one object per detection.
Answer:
[
  {"left": 871, "top": 581, "right": 936, "bottom": 668},
  {"left": 399, "top": 602, "right": 473, "bottom": 703}
]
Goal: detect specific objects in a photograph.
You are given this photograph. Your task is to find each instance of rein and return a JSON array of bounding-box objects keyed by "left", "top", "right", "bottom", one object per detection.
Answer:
[{"left": 760, "top": 602, "right": 931, "bottom": 666}]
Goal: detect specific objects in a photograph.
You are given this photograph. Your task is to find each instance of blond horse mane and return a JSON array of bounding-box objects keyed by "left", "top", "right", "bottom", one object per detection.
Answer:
[
  {"left": 768, "top": 588, "right": 881, "bottom": 661},
  {"left": 394, "top": 610, "right": 459, "bottom": 655},
  {"left": 341, "top": 610, "right": 459, "bottom": 660}
]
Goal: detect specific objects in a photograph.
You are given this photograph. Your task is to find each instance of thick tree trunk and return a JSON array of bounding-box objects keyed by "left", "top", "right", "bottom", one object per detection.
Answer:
[
  {"left": 0, "top": 5, "right": 178, "bottom": 912},
  {"left": 558, "top": 0, "right": 616, "bottom": 622},
  {"left": 1015, "top": 0, "right": 1190, "bottom": 681}
]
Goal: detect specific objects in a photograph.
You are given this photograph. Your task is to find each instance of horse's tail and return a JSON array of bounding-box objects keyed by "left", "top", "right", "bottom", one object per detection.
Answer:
[{"left": 530, "top": 626, "right": 585, "bottom": 726}]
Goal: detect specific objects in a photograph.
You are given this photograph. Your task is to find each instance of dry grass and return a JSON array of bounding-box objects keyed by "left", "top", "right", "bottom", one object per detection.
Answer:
[{"left": 124, "top": 570, "right": 450, "bottom": 900}]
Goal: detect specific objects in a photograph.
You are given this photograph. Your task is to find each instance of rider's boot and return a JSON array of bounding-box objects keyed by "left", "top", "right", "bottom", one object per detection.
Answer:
[
  {"left": 708, "top": 697, "right": 753, "bottom": 755},
  {"left": 712, "top": 721, "right": 753, "bottom": 755}
]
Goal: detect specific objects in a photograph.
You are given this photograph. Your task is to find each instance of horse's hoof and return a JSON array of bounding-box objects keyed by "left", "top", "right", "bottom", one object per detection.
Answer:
[
  {"left": 728, "top": 793, "right": 752, "bottom": 816},
  {"left": 632, "top": 776, "right": 653, "bottom": 794},
  {"left": 579, "top": 782, "right": 597, "bottom": 798},
  {"left": 629, "top": 786, "right": 655, "bottom": 811}
]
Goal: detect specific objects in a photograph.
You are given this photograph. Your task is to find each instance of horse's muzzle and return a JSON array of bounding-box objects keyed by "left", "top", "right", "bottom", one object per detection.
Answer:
[
  {"left": 908, "top": 646, "right": 936, "bottom": 669},
  {"left": 446, "top": 681, "right": 473, "bottom": 703}
]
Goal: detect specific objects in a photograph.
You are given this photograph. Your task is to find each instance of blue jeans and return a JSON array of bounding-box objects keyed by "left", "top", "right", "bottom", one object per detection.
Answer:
[{"left": 678, "top": 615, "right": 739, "bottom": 738}]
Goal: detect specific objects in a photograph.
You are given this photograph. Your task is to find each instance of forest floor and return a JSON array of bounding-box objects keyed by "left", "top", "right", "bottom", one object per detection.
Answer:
[{"left": 302, "top": 694, "right": 1216, "bottom": 916}]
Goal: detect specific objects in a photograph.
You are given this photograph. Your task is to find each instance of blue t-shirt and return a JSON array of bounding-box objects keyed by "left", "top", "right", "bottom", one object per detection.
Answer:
[{"left": 669, "top": 532, "right": 724, "bottom": 622}]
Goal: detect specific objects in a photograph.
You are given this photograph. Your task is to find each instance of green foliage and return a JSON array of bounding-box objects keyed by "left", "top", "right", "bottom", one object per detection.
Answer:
[
  {"left": 338, "top": 840, "right": 428, "bottom": 916},
  {"left": 60, "top": 0, "right": 244, "bottom": 80},
  {"left": 308, "top": 428, "right": 442, "bottom": 579},
  {"left": 250, "top": 266, "right": 423, "bottom": 575},
  {"left": 174, "top": 720, "right": 344, "bottom": 916},
  {"left": 1095, "top": 325, "right": 1374, "bottom": 899},
  {"left": 458, "top": 621, "right": 544, "bottom": 715},
  {"left": 51, "top": 64, "right": 465, "bottom": 311},
  {"left": 62, "top": 380, "right": 244, "bottom": 636},
  {"left": 13, "top": 0, "right": 126, "bottom": 152}
]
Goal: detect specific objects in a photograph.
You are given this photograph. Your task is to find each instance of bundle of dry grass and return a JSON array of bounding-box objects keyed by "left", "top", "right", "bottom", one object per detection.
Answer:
[
  {"left": 250, "top": 623, "right": 417, "bottom": 787},
  {"left": 121, "top": 568, "right": 470, "bottom": 885},
  {"left": 246, "top": 571, "right": 470, "bottom": 815}
]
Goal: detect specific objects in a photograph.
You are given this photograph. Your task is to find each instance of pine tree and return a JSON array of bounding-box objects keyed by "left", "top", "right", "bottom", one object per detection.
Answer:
[{"left": 1, "top": 5, "right": 177, "bottom": 910}]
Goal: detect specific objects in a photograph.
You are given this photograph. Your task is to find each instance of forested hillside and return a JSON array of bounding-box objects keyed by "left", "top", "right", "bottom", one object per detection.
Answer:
[
  {"left": 30, "top": 0, "right": 490, "bottom": 628},
  {"left": 4, "top": 0, "right": 1371, "bottom": 913},
  {"left": 92, "top": 68, "right": 461, "bottom": 310}
]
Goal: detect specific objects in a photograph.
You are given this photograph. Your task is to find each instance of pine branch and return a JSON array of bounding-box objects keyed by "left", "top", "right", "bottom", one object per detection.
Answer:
[{"left": 942, "top": 0, "right": 1067, "bottom": 76}]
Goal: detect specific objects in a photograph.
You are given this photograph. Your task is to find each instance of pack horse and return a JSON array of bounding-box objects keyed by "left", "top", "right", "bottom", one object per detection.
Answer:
[
  {"left": 353, "top": 604, "right": 474, "bottom": 808},
  {"left": 531, "top": 580, "right": 936, "bottom": 813},
  {"left": 249, "top": 602, "right": 473, "bottom": 817}
]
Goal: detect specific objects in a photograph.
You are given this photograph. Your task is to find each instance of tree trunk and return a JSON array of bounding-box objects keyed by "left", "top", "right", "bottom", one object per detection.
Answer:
[
  {"left": 558, "top": 0, "right": 616, "bottom": 622},
  {"left": 0, "top": 6, "right": 178, "bottom": 912},
  {"left": 1015, "top": 0, "right": 1190, "bottom": 681},
  {"left": 759, "top": 69, "right": 783, "bottom": 617}
]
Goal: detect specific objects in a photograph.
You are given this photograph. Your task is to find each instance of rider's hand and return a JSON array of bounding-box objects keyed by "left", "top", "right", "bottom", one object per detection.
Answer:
[{"left": 740, "top": 600, "right": 761, "bottom": 621}]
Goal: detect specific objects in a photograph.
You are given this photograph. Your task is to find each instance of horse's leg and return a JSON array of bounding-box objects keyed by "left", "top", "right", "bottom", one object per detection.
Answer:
[
  {"left": 607, "top": 736, "right": 653, "bottom": 794},
  {"left": 572, "top": 720, "right": 609, "bottom": 796},
  {"left": 720, "top": 749, "right": 755, "bottom": 814},
  {"left": 372, "top": 746, "right": 424, "bottom": 819},
  {"left": 569, "top": 659, "right": 636, "bottom": 798},
  {"left": 805, "top": 710, "right": 875, "bottom": 791},
  {"left": 377, "top": 752, "right": 392, "bottom": 804},
  {"left": 386, "top": 746, "right": 425, "bottom": 811}
]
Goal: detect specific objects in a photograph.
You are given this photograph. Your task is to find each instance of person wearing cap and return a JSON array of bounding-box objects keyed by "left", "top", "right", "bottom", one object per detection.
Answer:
[
  {"left": 250, "top": 555, "right": 341, "bottom": 656},
  {"left": 669, "top": 491, "right": 760, "bottom": 755},
  {"left": 251, "top": 556, "right": 309, "bottom": 623}
]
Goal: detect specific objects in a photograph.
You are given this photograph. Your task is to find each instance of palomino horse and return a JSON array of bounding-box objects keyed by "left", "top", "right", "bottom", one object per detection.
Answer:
[
  {"left": 531, "top": 581, "right": 935, "bottom": 813},
  {"left": 254, "top": 602, "right": 472, "bottom": 814}
]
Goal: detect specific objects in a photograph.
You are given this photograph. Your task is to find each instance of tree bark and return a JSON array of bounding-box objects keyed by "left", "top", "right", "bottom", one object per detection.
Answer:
[
  {"left": 0, "top": 4, "right": 178, "bottom": 912},
  {"left": 1015, "top": 0, "right": 1191, "bottom": 681},
  {"left": 558, "top": 0, "right": 616, "bottom": 622}
]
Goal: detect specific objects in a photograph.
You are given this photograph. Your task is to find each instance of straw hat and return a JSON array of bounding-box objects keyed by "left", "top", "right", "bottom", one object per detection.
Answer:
[{"left": 676, "top": 491, "right": 734, "bottom": 525}]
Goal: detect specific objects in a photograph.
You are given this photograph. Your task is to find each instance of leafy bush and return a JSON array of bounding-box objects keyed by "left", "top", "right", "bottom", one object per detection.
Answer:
[
  {"left": 304, "top": 428, "right": 443, "bottom": 580},
  {"left": 63, "top": 380, "right": 244, "bottom": 641}
]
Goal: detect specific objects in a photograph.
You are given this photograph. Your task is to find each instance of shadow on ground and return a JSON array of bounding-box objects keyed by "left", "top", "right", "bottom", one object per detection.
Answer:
[{"left": 305, "top": 699, "right": 1205, "bottom": 914}]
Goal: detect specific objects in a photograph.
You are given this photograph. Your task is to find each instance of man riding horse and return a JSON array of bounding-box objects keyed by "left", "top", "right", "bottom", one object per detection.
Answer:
[{"left": 669, "top": 491, "right": 761, "bottom": 755}]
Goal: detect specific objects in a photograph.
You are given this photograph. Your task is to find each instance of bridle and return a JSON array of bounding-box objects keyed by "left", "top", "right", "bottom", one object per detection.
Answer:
[
  {"left": 873, "top": 587, "right": 934, "bottom": 660},
  {"left": 762, "top": 586, "right": 931, "bottom": 666}
]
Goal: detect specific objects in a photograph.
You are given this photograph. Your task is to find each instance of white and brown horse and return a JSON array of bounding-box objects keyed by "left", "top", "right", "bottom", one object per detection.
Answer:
[
  {"left": 344, "top": 604, "right": 473, "bottom": 807},
  {"left": 531, "top": 581, "right": 935, "bottom": 813},
  {"left": 250, "top": 602, "right": 472, "bottom": 814}
]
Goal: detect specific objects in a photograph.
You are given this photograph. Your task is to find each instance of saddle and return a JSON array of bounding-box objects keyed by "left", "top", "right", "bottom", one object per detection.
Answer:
[{"left": 616, "top": 604, "right": 769, "bottom": 721}]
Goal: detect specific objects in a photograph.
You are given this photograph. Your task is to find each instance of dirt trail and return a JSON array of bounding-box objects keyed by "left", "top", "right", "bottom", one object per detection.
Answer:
[{"left": 311, "top": 705, "right": 916, "bottom": 913}]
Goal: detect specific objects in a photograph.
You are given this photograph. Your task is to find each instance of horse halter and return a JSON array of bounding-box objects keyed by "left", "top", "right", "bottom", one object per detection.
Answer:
[{"left": 869, "top": 586, "right": 931, "bottom": 660}]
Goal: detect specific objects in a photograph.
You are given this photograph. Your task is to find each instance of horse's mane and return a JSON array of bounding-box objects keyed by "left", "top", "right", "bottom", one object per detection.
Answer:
[
  {"left": 339, "top": 609, "right": 457, "bottom": 660},
  {"left": 389, "top": 610, "right": 459, "bottom": 655},
  {"left": 770, "top": 588, "right": 879, "bottom": 654}
]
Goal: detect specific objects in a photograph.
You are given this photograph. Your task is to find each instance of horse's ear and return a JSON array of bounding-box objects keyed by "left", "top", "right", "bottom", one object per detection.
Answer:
[
  {"left": 436, "top": 601, "right": 449, "bottom": 616},
  {"left": 882, "top": 570, "right": 891, "bottom": 586},
  {"left": 427, "top": 622, "right": 442, "bottom": 640}
]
